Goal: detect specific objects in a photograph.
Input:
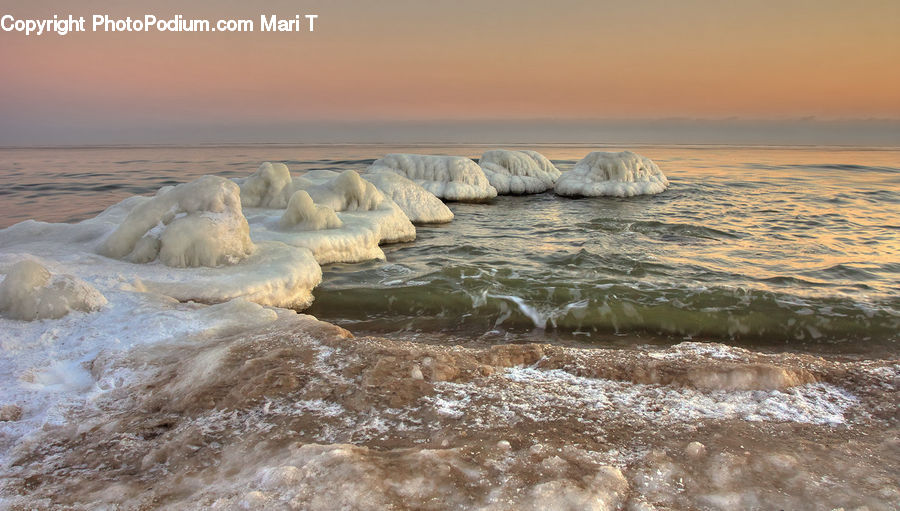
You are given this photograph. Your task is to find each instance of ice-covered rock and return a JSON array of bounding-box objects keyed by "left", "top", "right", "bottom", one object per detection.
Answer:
[
  {"left": 300, "top": 169, "right": 342, "bottom": 183},
  {"left": 248, "top": 170, "right": 417, "bottom": 265},
  {"left": 368, "top": 154, "right": 497, "bottom": 202},
  {"left": 363, "top": 170, "right": 454, "bottom": 224},
  {"left": 303, "top": 170, "right": 386, "bottom": 212},
  {"left": 132, "top": 242, "right": 323, "bottom": 308},
  {"left": 99, "top": 176, "right": 254, "bottom": 267},
  {"left": 479, "top": 149, "right": 561, "bottom": 195},
  {"left": 555, "top": 151, "right": 668, "bottom": 197},
  {"left": 0, "top": 173, "right": 321, "bottom": 309},
  {"left": 238, "top": 162, "right": 294, "bottom": 209},
  {"left": 279, "top": 191, "right": 343, "bottom": 231},
  {"left": 0, "top": 259, "right": 106, "bottom": 320},
  {"left": 4, "top": 222, "right": 321, "bottom": 310}
]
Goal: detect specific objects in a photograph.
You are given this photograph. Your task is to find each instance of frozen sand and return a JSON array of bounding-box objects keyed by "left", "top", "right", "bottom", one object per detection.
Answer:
[{"left": 1, "top": 318, "right": 897, "bottom": 510}]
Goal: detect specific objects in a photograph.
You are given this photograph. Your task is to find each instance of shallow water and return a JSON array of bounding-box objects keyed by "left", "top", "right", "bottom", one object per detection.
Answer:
[{"left": 1, "top": 144, "right": 898, "bottom": 353}]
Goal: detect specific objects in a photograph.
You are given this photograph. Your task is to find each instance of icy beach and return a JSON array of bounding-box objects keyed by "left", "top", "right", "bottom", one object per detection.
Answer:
[{"left": 0, "top": 144, "right": 898, "bottom": 509}]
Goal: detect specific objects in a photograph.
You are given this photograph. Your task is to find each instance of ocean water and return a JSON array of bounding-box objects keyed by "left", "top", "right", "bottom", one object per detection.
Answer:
[{"left": 1, "top": 144, "right": 898, "bottom": 354}]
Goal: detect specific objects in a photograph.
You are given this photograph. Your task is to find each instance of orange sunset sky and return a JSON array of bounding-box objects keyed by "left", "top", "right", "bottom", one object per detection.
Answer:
[{"left": 0, "top": 0, "right": 898, "bottom": 144}]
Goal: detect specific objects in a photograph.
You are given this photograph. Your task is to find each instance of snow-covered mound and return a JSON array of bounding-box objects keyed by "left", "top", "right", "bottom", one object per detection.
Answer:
[
  {"left": 0, "top": 259, "right": 106, "bottom": 320},
  {"left": 555, "top": 151, "right": 669, "bottom": 197},
  {"left": 238, "top": 162, "right": 295, "bottom": 209},
  {"left": 479, "top": 149, "right": 561, "bottom": 195},
  {"left": 279, "top": 191, "right": 343, "bottom": 231},
  {"left": 363, "top": 170, "right": 454, "bottom": 224},
  {"left": 99, "top": 176, "right": 254, "bottom": 267},
  {"left": 367, "top": 154, "right": 497, "bottom": 202}
]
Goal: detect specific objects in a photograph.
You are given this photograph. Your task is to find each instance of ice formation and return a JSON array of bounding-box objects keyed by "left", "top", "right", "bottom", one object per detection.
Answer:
[
  {"left": 237, "top": 162, "right": 295, "bottom": 208},
  {"left": 555, "top": 150, "right": 669, "bottom": 197},
  {"left": 367, "top": 153, "right": 497, "bottom": 202},
  {"left": 279, "top": 191, "right": 343, "bottom": 231},
  {"left": 99, "top": 175, "right": 254, "bottom": 267},
  {"left": 302, "top": 170, "right": 386, "bottom": 212},
  {"left": 0, "top": 259, "right": 106, "bottom": 320},
  {"left": 363, "top": 170, "right": 454, "bottom": 224},
  {"left": 245, "top": 169, "right": 416, "bottom": 265},
  {"left": 479, "top": 149, "right": 562, "bottom": 194},
  {"left": 0, "top": 173, "right": 325, "bottom": 309},
  {"left": 129, "top": 244, "right": 323, "bottom": 308}
]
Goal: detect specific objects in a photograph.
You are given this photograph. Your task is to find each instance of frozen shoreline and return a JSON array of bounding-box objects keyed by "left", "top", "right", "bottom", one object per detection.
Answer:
[
  {"left": 1, "top": 314, "right": 898, "bottom": 509},
  {"left": 1, "top": 149, "right": 897, "bottom": 509}
]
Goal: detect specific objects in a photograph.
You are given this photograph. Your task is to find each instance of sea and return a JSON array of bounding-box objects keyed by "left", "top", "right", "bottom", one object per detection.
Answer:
[{"left": 1, "top": 143, "right": 897, "bottom": 355}]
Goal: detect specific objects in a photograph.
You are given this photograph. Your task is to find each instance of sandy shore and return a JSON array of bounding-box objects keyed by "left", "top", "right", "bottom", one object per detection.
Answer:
[{"left": 1, "top": 314, "right": 897, "bottom": 510}]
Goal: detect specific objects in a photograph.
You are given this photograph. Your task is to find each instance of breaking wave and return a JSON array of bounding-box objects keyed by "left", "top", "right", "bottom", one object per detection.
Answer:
[{"left": 308, "top": 275, "right": 899, "bottom": 345}]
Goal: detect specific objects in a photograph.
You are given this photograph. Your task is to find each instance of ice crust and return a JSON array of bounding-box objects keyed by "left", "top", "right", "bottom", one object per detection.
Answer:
[
  {"left": 0, "top": 163, "right": 419, "bottom": 310},
  {"left": 1, "top": 322, "right": 894, "bottom": 510},
  {"left": 363, "top": 170, "right": 454, "bottom": 224},
  {"left": 555, "top": 151, "right": 669, "bottom": 197},
  {"left": 238, "top": 162, "right": 295, "bottom": 208},
  {"left": 302, "top": 170, "right": 385, "bottom": 212},
  {"left": 0, "top": 259, "right": 106, "bottom": 320},
  {"left": 479, "top": 149, "right": 561, "bottom": 194},
  {"left": 249, "top": 169, "right": 418, "bottom": 264},
  {"left": 99, "top": 175, "right": 254, "bottom": 267},
  {"left": 279, "top": 190, "right": 343, "bottom": 231},
  {"left": 368, "top": 153, "right": 498, "bottom": 202}
]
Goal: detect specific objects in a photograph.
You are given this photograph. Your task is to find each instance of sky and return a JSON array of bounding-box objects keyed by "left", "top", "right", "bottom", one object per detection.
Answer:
[{"left": 0, "top": 0, "right": 898, "bottom": 145}]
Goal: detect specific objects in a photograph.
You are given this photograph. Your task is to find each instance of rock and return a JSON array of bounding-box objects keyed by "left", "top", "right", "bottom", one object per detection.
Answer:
[
  {"left": 685, "top": 441, "right": 707, "bottom": 459},
  {"left": 0, "top": 404, "right": 22, "bottom": 422}
]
